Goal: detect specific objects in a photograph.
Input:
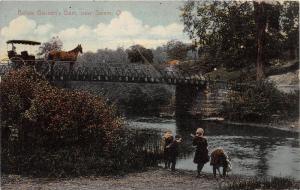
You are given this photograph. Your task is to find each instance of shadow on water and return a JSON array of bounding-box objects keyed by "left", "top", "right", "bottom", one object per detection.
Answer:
[
  {"left": 175, "top": 116, "right": 298, "bottom": 138},
  {"left": 128, "top": 116, "right": 300, "bottom": 180}
]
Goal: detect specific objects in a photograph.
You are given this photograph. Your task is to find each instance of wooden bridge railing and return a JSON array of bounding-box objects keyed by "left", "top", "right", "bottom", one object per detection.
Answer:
[{"left": 0, "top": 63, "right": 257, "bottom": 89}]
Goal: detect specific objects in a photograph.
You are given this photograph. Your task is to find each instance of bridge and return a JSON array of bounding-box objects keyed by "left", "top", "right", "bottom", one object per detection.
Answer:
[
  {"left": 0, "top": 62, "right": 248, "bottom": 89},
  {"left": 0, "top": 62, "right": 208, "bottom": 85},
  {"left": 0, "top": 62, "right": 249, "bottom": 118}
]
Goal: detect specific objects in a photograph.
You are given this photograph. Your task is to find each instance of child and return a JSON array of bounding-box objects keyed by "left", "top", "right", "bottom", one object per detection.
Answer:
[
  {"left": 162, "top": 131, "right": 173, "bottom": 169},
  {"left": 168, "top": 135, "right": 182, "bottom": 171},
  {"left": 210, "top": 148, "right": 231, "bottom": 177},
  {"left": 192, "top": 128, "right": 209, "bottom": 177}
]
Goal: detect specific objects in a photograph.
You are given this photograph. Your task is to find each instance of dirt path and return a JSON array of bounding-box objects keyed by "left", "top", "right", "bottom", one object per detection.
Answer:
[{"left": 2, "top": 168, "right": 241, "bottom": 190}]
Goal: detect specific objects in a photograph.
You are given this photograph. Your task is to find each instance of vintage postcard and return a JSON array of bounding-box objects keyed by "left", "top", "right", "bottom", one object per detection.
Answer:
[{"left": 0, "top": 1, "right": 299, "bottom": 189}]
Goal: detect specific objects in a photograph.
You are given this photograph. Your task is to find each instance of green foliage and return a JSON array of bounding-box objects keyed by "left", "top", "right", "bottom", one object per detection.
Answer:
[
  {"left": 0, "top": 68, "right": 49, "bottom": 126},
  {"left": 165, "top": 40, "right": 190, "bottom": 61},
  {"left": 222, "top": 81, "right": 299, "bottom": 122},
  {"left": 38, "top": 36, "right": 63, "bottom": 57},
  {"left": 0, "top": 67, "right": 153, "bottom": 176},
  {"left": 181, "top": 1, "right": 256, "bottom": 69},
  {"left": 0, "top": 67, "right": 122, "bottom": 144},
  {"left": 77, "top": 47, "right": 128, "bottom": 66},
  {"left": 126, "top": 44, "right": 154, "bottom": 63},
  {"left": 180, "top": 1, "right": 299, "bottom": 70},
  {"left": 281, "top": 1, "right": 299, "bottom": 59}
]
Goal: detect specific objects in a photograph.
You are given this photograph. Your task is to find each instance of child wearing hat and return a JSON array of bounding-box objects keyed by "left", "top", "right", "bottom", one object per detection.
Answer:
[
  {"left": 168, "top": 135, "right": 183, "bottom": 171},
  {"left": 192, "top": 128, "right": 209, "bottom": 177}
]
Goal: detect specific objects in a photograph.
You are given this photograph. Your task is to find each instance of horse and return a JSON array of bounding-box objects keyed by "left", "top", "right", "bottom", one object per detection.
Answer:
[
  {"left": 47, "top": 44, "right": 82, "bottom": 72},
  {"left": 167, "top": 60, "right": 180, "bottom": 65}
]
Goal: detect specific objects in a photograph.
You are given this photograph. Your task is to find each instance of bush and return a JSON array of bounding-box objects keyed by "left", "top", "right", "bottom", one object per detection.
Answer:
[
  {"left": 221, "top": 81, "right": 299, "bottom": 122},
  {"left": 0, "top": 67, "right": 151, "bottom": 176}
]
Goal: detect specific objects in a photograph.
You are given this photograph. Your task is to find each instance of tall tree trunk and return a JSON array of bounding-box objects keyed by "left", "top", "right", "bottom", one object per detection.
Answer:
[
  {"left": 256, "top": 26, "right": 265, "bottom": 80},
  {"left": 254, "top": 2, "right": 267, "bottom": 81}
]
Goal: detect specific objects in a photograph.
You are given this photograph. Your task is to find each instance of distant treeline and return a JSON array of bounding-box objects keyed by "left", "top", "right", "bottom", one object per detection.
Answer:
[{"left": 76, "top": 42, "right": 198, "bottom": 67}]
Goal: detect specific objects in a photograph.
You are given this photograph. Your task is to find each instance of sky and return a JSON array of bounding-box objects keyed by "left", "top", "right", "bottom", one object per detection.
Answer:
[{"left": 0, "top": 1, "right": 190, "bottom": 59}]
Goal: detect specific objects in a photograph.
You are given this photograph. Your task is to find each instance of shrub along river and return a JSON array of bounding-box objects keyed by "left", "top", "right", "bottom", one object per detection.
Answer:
[{"left": 127, "top": 117, "right": 300, "bottom": 180}]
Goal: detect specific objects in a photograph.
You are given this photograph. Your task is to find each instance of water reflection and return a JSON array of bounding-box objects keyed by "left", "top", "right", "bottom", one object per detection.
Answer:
[{"left": 128, "top": 117, "right": 300, "bottom": 180}]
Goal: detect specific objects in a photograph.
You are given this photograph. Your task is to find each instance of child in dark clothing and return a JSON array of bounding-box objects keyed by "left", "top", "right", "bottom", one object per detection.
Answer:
[
  {"left": 192, "top": 128, "right": 209, "bottom": 177},
  {"left": 210, "top": 148, "right": 231, "bottom": 177},
  {"left": 168, "top": 135, "right": 182, "bottom": 171}
]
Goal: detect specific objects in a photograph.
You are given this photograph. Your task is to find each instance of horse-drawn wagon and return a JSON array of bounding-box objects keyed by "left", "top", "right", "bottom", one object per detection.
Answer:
[
  {"left": 5, "top": 40, "right": 41, "bottom": 68},
  {"left": 2, "top": 39, "right": 82, "bottom": 76}
]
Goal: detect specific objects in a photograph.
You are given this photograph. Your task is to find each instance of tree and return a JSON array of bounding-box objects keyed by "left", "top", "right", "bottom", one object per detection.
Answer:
[
  {"left": 126, "top": 45, "right": 153, "bottom": 63},
  {"left": 281, "top": 1, "right": 299, "bottom": 59},
  {"left": 77, "top": 47, "right": 129, "bottom": 67},
  {"left": 254, "top": 1, "right": 281, "bottom": 80},
  {"left": 181, "top": 1, "right": 257, "bottom": 69},
  {"left": 180, "top": 1, "right": 294, "bottom": 80},
  {"left": 38, "top": 36, "right": 63, "bottom": 58},
  {"left": 165, "top": 40, "right": 195, "bottom": 61},
  {"left": 165, "top": 40, "right": 186, "bottom": 60}
]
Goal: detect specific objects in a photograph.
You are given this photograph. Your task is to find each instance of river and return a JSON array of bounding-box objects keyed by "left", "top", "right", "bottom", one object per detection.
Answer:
[{"left": 128, "top": 117, "right": 300, "bottom": 180}]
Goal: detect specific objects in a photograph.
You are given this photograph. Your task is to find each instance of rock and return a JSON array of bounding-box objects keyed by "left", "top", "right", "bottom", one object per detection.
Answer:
[{"left": 267, "top": 69, "right": 299, "bottom": 93}]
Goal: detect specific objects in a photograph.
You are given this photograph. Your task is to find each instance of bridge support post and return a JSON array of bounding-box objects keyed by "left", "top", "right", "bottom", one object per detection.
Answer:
[{"left": 175, "top": 84, "right": 204, "bottom": 118}]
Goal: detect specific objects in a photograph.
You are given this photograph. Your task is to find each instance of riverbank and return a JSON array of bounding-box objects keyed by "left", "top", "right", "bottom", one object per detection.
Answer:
[{"left": 2, "top": 168, "right": 299, "bottom": 190}]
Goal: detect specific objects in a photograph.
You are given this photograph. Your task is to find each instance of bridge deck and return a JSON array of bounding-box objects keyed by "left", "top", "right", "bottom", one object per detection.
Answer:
[
  {"left": 0, "top": 63, "right": 208, "bottom": 86},
  {"left": 0, "top": 63, "right": 255, "bottom": 89}
]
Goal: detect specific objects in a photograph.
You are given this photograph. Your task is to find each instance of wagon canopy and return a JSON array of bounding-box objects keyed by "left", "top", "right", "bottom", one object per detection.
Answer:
[{"left": 6, "top": 40, "right": 41, "bottom": 45}]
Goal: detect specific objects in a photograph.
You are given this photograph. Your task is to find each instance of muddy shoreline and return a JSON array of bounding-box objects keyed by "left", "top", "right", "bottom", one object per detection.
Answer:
[
  {"left": 0, "top": 168, "right": 247, "bottom": 190},
  {"left": 2, "top": 168, "right": 299, "bottom": 190}
]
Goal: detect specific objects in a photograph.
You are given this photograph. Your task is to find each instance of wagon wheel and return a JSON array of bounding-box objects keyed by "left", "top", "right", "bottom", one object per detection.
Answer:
[{"left": 9, "top": 57, "right": 26, "bottom": 69}]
